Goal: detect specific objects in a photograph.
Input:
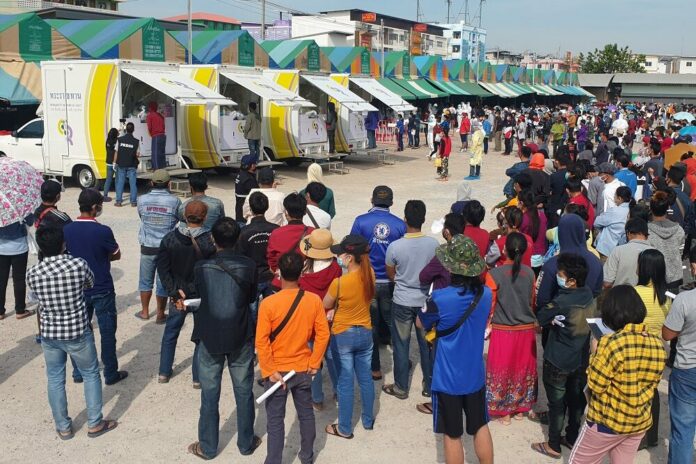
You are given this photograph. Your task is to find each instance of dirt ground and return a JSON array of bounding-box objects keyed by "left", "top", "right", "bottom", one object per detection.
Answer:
[{"left": 0, "top": 144, "right": 670, "bottom": 463}]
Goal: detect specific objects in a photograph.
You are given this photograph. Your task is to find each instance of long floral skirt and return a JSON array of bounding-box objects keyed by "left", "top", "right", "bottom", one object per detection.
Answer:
[{"left": 485, "top": 325, "right": 538, "bottom": 417}]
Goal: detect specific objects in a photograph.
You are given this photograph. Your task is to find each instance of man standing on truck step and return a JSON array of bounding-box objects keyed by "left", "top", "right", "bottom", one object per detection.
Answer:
[
  {"left": 114, "top": 122, "right": 140, "bottom": 208},
  {"left": 147, "top": 101, "right": 166, "bottom": 171},
  {"left": 243, "top": 102, "right": 262, "bottom": 165}
]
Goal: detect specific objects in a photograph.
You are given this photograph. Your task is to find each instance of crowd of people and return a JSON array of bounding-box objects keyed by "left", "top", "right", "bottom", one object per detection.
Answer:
[{"left": 0, "top": 101, "right": 695, "bottom": 464}]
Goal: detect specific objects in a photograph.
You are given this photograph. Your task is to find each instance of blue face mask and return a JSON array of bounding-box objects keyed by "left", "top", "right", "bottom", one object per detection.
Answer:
[
  {"left": 337, "top": 257, "right": 346, "bottom": 269},
  {"left": 556, "top": 275, "right": 567, "bottom": 288}
]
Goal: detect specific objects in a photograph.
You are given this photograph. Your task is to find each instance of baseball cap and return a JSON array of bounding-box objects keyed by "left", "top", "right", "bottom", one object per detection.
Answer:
[
  {"left": 257, "top": 167, "right": 274, "bottom": 184},
  {"left": 330, "top": 234, "right": 370, "bottom": 256},
  {"left": 152, "top": 169, "right": 170, "bottom": 185},
  {"left": 597, "top": 162, "right": 617, "bottom": 175},
  {"left": 78, "top": 188, "right": 104, "bottom": 210},
  {"left": 371, "top": 185, "right": 393, "bottom": 207},
  {"left": 184, "top": 200, "right": 208, "bottom": 223},
  {"left": 240, "top": 154, "right": 256, "bottom": 168},
  {"left": 435, "top": 234, "right": 485, "bottom": 277},
  {"left": 40, "top": 179, "right": 63, "bottom": 201}
]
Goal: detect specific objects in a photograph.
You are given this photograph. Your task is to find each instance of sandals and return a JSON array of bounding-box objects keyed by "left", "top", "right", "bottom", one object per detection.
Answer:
[
  {"left": 16, "top": 309, "right": 36, "bottom": 320},
  {"left": 87, "top": 419, "right": 118, "bottom": 438},
  {"left": 57, "top": 427, "right": 74, "bottom": 441},
  {"left": 531, "top": 442, "right": 561, "bottom": 460},
  {"left": 134, "top": 311, "right": 149, "bottom": 321},
  {"left": 188, "top": 441, "right": 212, "bottom": 460},
  {"left": 416, "top": 402, "right": 433, "bottom": 415},
  {"left": 528, "top": 410, "right": 549, "bottom": 425},
  {"left": 382, "top": 384, "right": 408, "bottom": 400},
  {"left": 158, "top": 375, "right": 170, "bottom": 384},
  {"left": 325, "top": 424, "right": 353, "bottom": 440}
]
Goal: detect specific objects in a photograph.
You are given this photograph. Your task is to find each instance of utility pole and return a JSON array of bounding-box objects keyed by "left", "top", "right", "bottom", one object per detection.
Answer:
[
  {"left": 381, "top": 18, "right": 385, "bottom": 78},
  {"left": 478, "top": 0, "right": 484, "bottom": 27},
  {"left": 464, "top": 0, "right": 469, "bottom": 24},
  {"left": 261, "top": 0, "right": 266, "bottom": 40},
  {"left": 446, "top": 0, "right": 452, "bottom": 23},
  {"left": 187, "top": 0, "right": 192, "bottom": 64},
  {"left": 416, "top": 0, "right": 421, "bottom": 22}
]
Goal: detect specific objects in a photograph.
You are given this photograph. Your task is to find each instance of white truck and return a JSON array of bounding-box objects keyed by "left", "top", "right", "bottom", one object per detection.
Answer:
[{"left": 0, "top": 60, "right": 234, "bottom": 188}]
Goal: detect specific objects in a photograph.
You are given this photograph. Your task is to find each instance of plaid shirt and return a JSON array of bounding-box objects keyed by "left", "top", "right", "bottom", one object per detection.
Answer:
[
  {"left": 26, "top": 254, "right": 94, "bottom": 340},
  {"left": 586, "top": 323, "right": 665, "bottom": 434}
]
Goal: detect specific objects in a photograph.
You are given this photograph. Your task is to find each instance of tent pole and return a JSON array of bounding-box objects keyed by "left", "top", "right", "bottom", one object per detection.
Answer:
[{"left": 187, "top": 0, "right": 193, "bottom": 65}]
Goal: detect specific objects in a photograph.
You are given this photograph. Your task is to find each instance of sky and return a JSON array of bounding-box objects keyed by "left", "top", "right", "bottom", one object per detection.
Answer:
[{"left": 122, "top": 0, "right": 696, "bottom": 57}]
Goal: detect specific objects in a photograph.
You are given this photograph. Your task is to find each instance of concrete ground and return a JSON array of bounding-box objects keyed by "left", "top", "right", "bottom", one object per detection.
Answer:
[{"left": 0, "top": 143, "right": 670, "bottom": 463}]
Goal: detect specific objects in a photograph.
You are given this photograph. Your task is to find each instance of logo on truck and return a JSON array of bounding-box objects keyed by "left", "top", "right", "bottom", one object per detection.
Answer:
[
  {"left": 58, "top": 119, "right": 73, "bottom": 146},
  {"left": 312, "top": 121, "right": 319, "bottom": 135}
]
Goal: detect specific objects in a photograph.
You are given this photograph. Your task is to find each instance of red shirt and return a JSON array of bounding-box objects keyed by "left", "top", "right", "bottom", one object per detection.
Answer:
[
  {"left": 460, "top": 117, "right": 471, "bottom": 135},
  {"left": 146, "top": 111, "right": 165, "bottom": 137},
  {"left": 660, "top": 137, "right": 673, "bottom": 154},
  {"left": 267, "top": 222, "right": 315, "bottom": 288},
  {"left": 464, "top": 225, "right": 490, "bottom": 258},
  {"left": 568, "top": 193, "right": 596, "bottom": 228},
  {"left": 439, "top": 136, "right": 452, "bottom": 158},
  {"left": 494, "top": 233, "right": 533, "bottom": 268}
]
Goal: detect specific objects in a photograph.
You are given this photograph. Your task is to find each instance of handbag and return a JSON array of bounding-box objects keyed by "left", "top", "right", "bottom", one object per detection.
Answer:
[
  {"left": 26, "top": 225, "right": 38, "bottom": 256},
  {"left": 434, "top": 157, "right": 442, "bottom": 168}
]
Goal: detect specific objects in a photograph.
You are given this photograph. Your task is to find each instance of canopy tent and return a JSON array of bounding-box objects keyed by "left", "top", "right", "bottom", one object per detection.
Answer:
[
  {"left": 565, "top": 73, "right": 595, "bottom": 98},
  {"left": 442, "top": 59, "right": 493, "bottom": 97},
  {"left": 453, "top": 81, "right": 493, "bottom": 97},
  {"left": 350, "top": 77, "right": 415, "bottom": 113},
  {"left": 261, "top": 39, "right": 330, "bottom": 72},
  {"left": 374, "top": 51, "right": 417, "bottom": 78},
  {"left": 169, "top": 30, "right": 269, "bottom": 67},
  {"left": 46, "top": 18, "right": 178, "bottom": 61},
  {"left": 321, "top": 46, "right": 379, "bottom": 76},
  {"left": 478, "top": 82, "right": 521, "bottom": 98},
  {"left": 413, "top": 55, "right": 447, "bottom": 81},
  {"left": 377, "top": 77, "right": 417, "bottom": 100},
  {"left": 426, "top": 78, "right": 470, "bottom": 97},
  {"left": 474, "top": 61, "right": 496, "bottom": 84},
  {"left": 388, "top": 78, "right": 448, "bottom": 99},
  {"left": 443, "top": 59, "right": 465, "bottom": 81},
  {"left": 0, "top": 61, "right": 41, "bottom": 105},
  {"left": 219, "top": 70, "right": 314, "bottom": 107},
  {"left": 302, "top": 74, "right": 376, "bottom": 112},
  {"left": 0, "top": 13, "right": 78, "bottom": 62}
]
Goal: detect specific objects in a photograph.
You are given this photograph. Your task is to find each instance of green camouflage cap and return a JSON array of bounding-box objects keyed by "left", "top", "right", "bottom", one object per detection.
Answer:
[{"left": 436, "top": 234, "right": 485, "bottom": 277}]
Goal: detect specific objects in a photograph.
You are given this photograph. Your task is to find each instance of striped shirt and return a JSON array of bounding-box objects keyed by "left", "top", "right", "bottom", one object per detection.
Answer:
[{"left": 586, "top": 323, "right": 665, "bottom": 434}]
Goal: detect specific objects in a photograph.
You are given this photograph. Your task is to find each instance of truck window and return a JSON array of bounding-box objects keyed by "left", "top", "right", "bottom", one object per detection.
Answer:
[{"left": 18, "top": 120, "right": 44, "bottom": 139}]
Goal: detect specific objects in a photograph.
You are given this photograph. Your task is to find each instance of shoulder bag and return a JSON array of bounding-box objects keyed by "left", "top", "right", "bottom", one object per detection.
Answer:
[
  {"left": 432, "top": 288, "right": 484, "bottom": 341},
  {"left": 269, "top": 289, "right": 305, "bottom": 343}
]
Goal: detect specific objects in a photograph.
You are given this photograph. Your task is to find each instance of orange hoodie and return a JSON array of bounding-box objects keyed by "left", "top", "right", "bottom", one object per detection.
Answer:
[{"left": 530, "top": 153, "right": 545, "bottom": 170}]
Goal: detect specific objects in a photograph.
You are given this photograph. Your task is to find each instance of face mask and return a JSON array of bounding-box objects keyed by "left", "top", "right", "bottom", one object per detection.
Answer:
[
  {"left": 556, "top": 275, "right": 567, "bottom": 288},
  {"left": 337, "top": 257, "right": 347, "bottom": 269}
]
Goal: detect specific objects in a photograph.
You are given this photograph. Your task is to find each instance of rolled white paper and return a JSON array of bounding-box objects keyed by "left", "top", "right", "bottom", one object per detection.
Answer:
[{"left": 256, "top": 370, "right": 296, "bottom": 404}]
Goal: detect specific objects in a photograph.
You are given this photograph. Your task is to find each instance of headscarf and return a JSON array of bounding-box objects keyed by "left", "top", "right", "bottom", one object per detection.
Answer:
[
  {"left": 307, "top": 163, "right": 323, "bottom": 184},
  {"left": 529, "top": 153, "right": 545, "bottom": 170},
  {"left": 457, "top": 180, "right": 472, "bottom": 201}
]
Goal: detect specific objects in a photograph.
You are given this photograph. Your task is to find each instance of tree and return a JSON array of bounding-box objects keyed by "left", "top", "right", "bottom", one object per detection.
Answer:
[{"left": 578, "top": 44, "right": 646, "bottom": 73}]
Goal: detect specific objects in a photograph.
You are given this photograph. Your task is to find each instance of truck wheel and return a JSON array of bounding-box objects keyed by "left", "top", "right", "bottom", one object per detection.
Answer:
[
  {"left": 284, "top": 158, "right": 303, "bottom": 167},
  {"left": 74, "top": 166, "right": 96, "bottom": 189}
]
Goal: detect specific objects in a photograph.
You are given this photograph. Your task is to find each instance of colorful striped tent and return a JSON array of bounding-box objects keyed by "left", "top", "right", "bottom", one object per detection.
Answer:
[
  {"left": 46, "top": 18, "right": 178, "bottom": 61},
  {"left": 0, "top": 61, "right": 41, "bottom": 105},
  {"left": 374, "top": 51, "right": 416, "bottom": 78},
  {"left": 321, "top": 46, "right": 379, "bottom": 76},
  {"left": 260, "top": 39, "right": 330, "bottom": 72},
  {"left": 0, "top": 13, "right": 78, "bottom": 62},
  {"left": 168, "top": 30, "right": 269, "bottom": 66}
]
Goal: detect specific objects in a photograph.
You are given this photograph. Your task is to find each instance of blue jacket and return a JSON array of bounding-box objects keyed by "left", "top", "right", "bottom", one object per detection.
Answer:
[
  {"left": 365, "top": 112, "right": 380, "bottom": 131},
  {"left": 615, "top": 169, "right": 637, "bottom": 197},
  {"left": 350, "top": 207, "right": 406, "bottom": 281},
  {"left": 503, "top": 160, "right": 529, "bottom": 197},
  {"left": 536, "top": 215, "right": 604, "bottom": 311},
  {"left": 482, "top": 119, "right": 492, "bottom": 136},
  {"left": 0, "top": 217, "right": 33, "bottom": 240},
  {"left": 396, "top": 119, "right": 405, "bottom": 134},
  {"left": 594, "top": 203, "right": 629, "bottom": 257},
  {"left": 137, "top": 189, "right": 182, "bottom": 250}
]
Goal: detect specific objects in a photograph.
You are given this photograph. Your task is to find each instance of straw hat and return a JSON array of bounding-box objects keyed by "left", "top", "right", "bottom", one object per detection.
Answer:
[{"left": 302, "top": 229, "right": 335, "bottom": 260}]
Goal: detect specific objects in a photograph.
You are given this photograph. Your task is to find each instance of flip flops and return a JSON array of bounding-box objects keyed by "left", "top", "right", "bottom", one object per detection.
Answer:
[
  {"left": 56, "top": 427, "right": 74, "bottom": 441},
  {"left": 134, "top": 311, "right": 149, "bottom": 321},
  {"left": 187, "top": 442, "right": 212, "bottom": 460},
  {"left": 531, "top": 442, "right": 561, "bottom": 460},
  {"left": 416, "top": 402, "right": 433, "bottom": 415},
  {"left": 325, "top": 424, "right": 353, "bottom": 439},
  {"left": 87, "top": 420, "right": 118, "bottom": 438},
  {"left": 16, "top": 309, "right": 36, "bottom": 320}
]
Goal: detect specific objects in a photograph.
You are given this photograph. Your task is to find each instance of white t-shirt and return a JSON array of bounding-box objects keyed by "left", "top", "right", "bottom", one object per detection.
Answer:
[
  {"left": 243, "top": 188, "right": 287, "bottom": 226},
  {"left": 303, "top": 204, "right": 332, "bottom": 229},
  {"left": 602, "top": 178, "right": 625, "bottom": 212}
]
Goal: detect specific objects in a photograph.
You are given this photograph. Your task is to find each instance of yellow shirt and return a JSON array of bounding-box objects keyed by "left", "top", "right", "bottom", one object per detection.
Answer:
[
  {"left": 328, "top": 270, "right": 374, "bottom": 335},
  {"left": 634, "top": 284, "right": 671, "bottom": 336}
]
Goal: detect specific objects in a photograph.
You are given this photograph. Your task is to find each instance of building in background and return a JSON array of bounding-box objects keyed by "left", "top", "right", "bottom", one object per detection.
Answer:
[
  {"left": 164, "top": 12, "right": 240, "bottom": 31},
  {"left": 243, "top": 19, "right": 291, "bottom": 41},
  {"left": 1, "top": 0, "right": 121, "bottom": 14},
  {"left": 441, "top": 22, "right": 486, "bottom": 62},
  {"left": 486, "top": 49, "right": 522, "bottom": 66},
  {"left": 637, "top": 54, "right": 696, "bottom": 74},
  {"left": 291, "top": 9, "right": 448, "bottom": 57},
  {"left": 520, "top": 52, "right": 579, "bottom": 72}
]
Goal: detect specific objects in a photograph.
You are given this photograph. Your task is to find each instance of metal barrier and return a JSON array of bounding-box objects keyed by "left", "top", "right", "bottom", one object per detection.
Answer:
[{"left": 377, "top": 120, "right": 399, "bottom": 145}]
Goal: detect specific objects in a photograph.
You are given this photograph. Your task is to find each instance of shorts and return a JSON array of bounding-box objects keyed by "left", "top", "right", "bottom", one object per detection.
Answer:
[
  {"left": 138, "top": 253, "right": 167, "bottom": 297},
  {"left": 434, "top": 387, "right": 489, "bottom": 438},
  {"left": 460, "top": 134, "right": 468, "bottom": 143}
]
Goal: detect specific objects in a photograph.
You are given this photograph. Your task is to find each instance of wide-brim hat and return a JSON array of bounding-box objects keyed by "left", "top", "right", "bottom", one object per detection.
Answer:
[
  {"left": 302, "top": 229, "right": 335, "bottom": 260},
  {"left": 435, "top": 234, "right": 485, "bottom": 277}
]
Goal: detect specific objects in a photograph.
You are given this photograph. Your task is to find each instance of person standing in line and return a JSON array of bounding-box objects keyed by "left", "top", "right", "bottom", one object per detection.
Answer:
[
  {"left": 0, "top": 212, "right": 34, "bottom": 321},
  {"left": 365, "top": 111, "right": 379, "bottom": 149},
  {"left": 102, "top": 128, "right": 119, "bottom": 202},
  {"left": 662, "top": 247, "right": 696, "bottom": 464},
  {"left": 256, "top": 252, "right": 330, "bottom": 464},
  {"left": 299, "top": 163, "right": 336, "bottom": 218},
  {"left": 413, "top": 112, "right": 422, "bottom": 148},
  {"left": 27, "top": 227, "right": 118, "bottom": 440},
  {"left": 486, "top": 233, "right": 537, "bottom": 425},
  {"left": 647, "top": 190, "right": 685, "bottom": 291},
  {"left": 64, "top": 189, "right": 128, "bottom": 385},
  {"left": 493, "top": 110, "right": 503, "bottom": 152},
  {"left": 602, "top": 218, "right": 654, "bottom": 288},
  {"left": 350, "top": 186, "right": 406, "bottom": 381},
  {"left": 551, "top": 117, "right": 565, "bottom": 157},
  {"left": 136, "top": 169, "right": 181, "bottom": 322},
  {"left": 157, "top": 200, "right": 216, "bottom": 386},
  {"left": 147, "top": 101, "right": 166, "bottom": 171},
  {"left": 482, "top": 114, "right": 492, "bottom": 155},
  {"left": 418, "top": 235, "right": 494, "bottom": 464},
  {"left": 382, "top": 200, "right": 439, "bottom": 400},
  {"left": 407, "top": 112, "right": 415, "bottom": 148},
  {"left": 187, "top": 218, "right": 262, "bottom": 460},
  {"left": 326, "top": 102, "right": 338, "bottom": 155},
  {"left": 437, "top": 128, "right": 452, "bottom": 182},
  {"left": 302, "top": 182, "right": 332, "bottom": 230},
  {"left": 235, "top": 155, "right": 259, "bottom": 225},
  {"left": 243, "top": 168, "right": 286, "bottom": 226},
  {"left": 459, "top": 112, "right": 471, "bottom": 152},
  {"left": 34, "top": 179, "right": 72, "bottom": 232},
  {"left": 568, "top": 286, "right": 664, "bottom": 463},
  {"left": 114, "top": 122, "right": 140, "bottom": 208},
  {"left": 396, "top": 113, "right": 405, "bottom": 152},
  {"left": 179, "top": 172, "right": 225, "bottom": 231},
  {"left": 323, "top": 235, "right": 376, "bottom": 439},
  {"left": 466, "top": 113, "right": 486, "bottom": 180},
  {"left": 243, "top": 102, "right": 262, "bottom": 164}
]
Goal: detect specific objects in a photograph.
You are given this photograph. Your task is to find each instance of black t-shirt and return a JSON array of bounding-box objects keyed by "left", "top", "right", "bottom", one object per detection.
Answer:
[
  {"left": 116, "top": 134, "right": 139, "bottom": 168},
  {"left": 106, "top": 138, "right": 117, "bottom": 164},
  {"left": 34, "top": 205, "right": 72, "bottom": 231},
  {"left": 234, "top": 170, "right": 259, "bottom": 222}
]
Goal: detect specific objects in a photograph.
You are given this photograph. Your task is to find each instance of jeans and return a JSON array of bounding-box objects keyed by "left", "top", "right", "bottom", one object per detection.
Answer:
[
  {"left": 0, "top": 251, "right": 28, "bottom": 315},
  {"left": 578, "top": 141, "right": 586, "bottom": 153},
  {"left": 103, "top": 163, "right": 115, "bottom": 197},
  {"left": 115, "top": 166, "right": 138, "bottom": 205},
  {"left": 643, "top": 389, "right": 660, "bottom": 447},
  {"left": 543, "top": 360, "right": 586, "bottom": 453},
  {"left": 483, "top": 136, "right": 489, "bottom": 154},
  {"left": 370, "top": 282, "right": 394, "bottom": 372},
  {"left": 264, "top": 372, "right": 315, "bottom": 464},
  {"left": 310, "top": 339, "right": 338, "bottom": 404},
  {"left": 397, "top": 133, "right": 403, "bottom": 150},
  {"left": 72, "top": 292, "right": 119, "bottom": 384},
  {"left": 151, "top": 134, "right": 166, "bottom": 170},
  {"left": 43, "top": 329, "right": 103, "bottom": 431},
  {"left": 159, "top": 304, "right": 200, "bottom": 382},
  {"left": 138, "top": 254, "right": 166, "bottom": 297},
  {"left": 553, "top": 139, "right": 562, "bottom": 158},
  {"left": 408, "top": 130, "right": 414, "bottom": 147},
  {"left": 333, "top": 326, "right": 375, "bottom": 435},
  {"left": 391, "top": 302, "right": 432, "bottom": 395},
  {"left": 198, "top": 341, "right": 255, "bottom": 458},
  {"left": 504, "top": 137, "right": 513, "bottom": 154},
  {"left": 327, "top": 130, "right": 336, "bottom": 154},
  {"left": 367, "top": 130, "right": 376, "bottom": 149},
  {"left": 248, "top": 139, "right": 260, "bottom": 164},
  {"left": 668, "top": 367, "right": 696, "bottom": 464}
]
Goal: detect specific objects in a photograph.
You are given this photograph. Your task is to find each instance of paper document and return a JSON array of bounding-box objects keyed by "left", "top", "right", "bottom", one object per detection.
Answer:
[
  {"left": 256, "top": 370, "right": 296, "bottom": 404},
  {"left": 184, "top": 299, "right": 201, "bottom": 308},
  {"left": 586, "top": 318, "right": 613, "bottom": 339}
]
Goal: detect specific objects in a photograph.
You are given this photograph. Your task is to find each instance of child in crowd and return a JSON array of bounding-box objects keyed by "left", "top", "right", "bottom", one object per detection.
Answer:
[{"left": 438, "top": 128, "right": 452, "bottom": 181}]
